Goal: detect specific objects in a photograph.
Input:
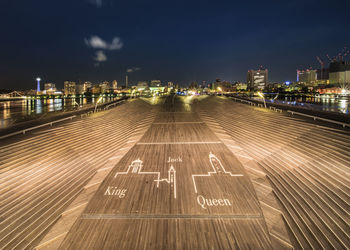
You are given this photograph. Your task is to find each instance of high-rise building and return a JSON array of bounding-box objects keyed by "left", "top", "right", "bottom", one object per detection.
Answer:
[
  {"left": 247, "top": 69, "right": 268, "bottom": 90},
  {"left": 329, "top": 61, "right": 350, "bottom": 73},
  {"left": 84, "top": 81, "right": 92, "bottom": 90},
  {"left": 64, "top": 81, "right": 76, "bottom": 95},
  {"left": 327, "top": 61, "right": 350, "bottom": 85},
  {"left": 76, "top": 84, "right": 85, "bottom": 94},
  {"left": 297, "top": 69, "right": 317, "bottom": 86},
  {"left": 112, "top": 80, "right": 118, "bottom": 89},
  {"left": 99, "top": 82, "right": 109, "bottom": 93},
  {"left": 329, "top": 71, "right": 350, "bottom": 84},
  {"left": 316, "top": 68, "right": 329, "bottom": 81}
]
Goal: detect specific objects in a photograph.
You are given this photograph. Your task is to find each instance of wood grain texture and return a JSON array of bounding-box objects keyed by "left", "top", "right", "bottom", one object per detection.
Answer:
[{"left": 60, "top": 95, "right": 272, "bottom": 249}]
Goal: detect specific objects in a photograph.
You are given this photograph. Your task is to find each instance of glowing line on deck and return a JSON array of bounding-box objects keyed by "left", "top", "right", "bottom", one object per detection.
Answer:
[
  {"left": 114, "top": 159, "right": 177, "bottom": 199},
  {"left": 192, "top": 152, "right": 244, "bottom": 193}
]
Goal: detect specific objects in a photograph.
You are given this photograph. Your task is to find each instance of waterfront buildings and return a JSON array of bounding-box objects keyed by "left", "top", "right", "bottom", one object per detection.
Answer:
[
  {"left": 112, "top": 80, "right": 118, "bottom": 90},
  {"left": 329, "top": 71, "right": 350, "bottom": 85},
  {"left": 247, "top": 69, "right": 268, "bottom": 90},
  {"left": 64, "top": 81, "right": 76, "bottom": 95},
  {"left": 44, "top": 83, "right": 57, "bottom": 95},
  {"left": 44, "top": 83, "right": 55, "bottom": 90},
  {"left": 233, "top": 82, "right": 247, "bottom": 91},
  {"left": 150, "top": 80, "right": 162, "bottom": 87},
  {"left": 329, "top": 61, "right": 350, "bottom": 85},
  {"left": 76, "top": 84, "right": 85, "bottom": 95},
  {"left": 99, "top": 81, "right": 109, "bottom": 93},
  {"left": 297, "top": 69, "right": 317, "bottom": 86}
]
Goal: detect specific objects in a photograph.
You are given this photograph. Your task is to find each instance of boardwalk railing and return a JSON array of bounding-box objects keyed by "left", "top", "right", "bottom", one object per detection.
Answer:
[
  {"left": 230, "top": 96, "right": 349, "bottom": 126},
  {"left": 230, "top": 97, "right": 284, "bottom": 112},
  {"left": 0, "top": 98, "right": 128, "bottom": 141},
  {"left": 287, "top": 110, "right": 350, "bottom": 128},
  {"left": 0, "top": 116, "right": 76, "bottom": 140},
  {"left": 230, "top": 97, "right": 256, "bottom": 106}
]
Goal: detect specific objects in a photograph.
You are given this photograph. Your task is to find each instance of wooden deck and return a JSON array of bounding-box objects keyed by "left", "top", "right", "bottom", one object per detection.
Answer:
[
  {"left": 2, "top": 94, "right": 349, "bottom": 249},
  {"left": 60, "top": 96, "right": 272, "bottom": 249},
  {"left": 0, "top": 99, "right": 156, "bottom": 249}
]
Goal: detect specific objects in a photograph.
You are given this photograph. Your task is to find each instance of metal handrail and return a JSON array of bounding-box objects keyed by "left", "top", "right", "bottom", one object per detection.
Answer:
[
  {"left": 287, "top": 110, "right": 349, "bottom": 128},
  {"left": 0, "top": 98, "right": 128, "bottom": 141},
  {"left": 0, "top": 115, "right": 76, "bottom": 140}
]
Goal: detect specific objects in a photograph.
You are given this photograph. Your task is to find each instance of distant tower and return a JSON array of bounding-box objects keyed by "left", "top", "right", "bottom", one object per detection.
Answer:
[
  {"left": 36, "top": 77, "right": 41, "bottom": 92},
  {"left": 125, "top": 75, "right": 128, "bottom": 87}
]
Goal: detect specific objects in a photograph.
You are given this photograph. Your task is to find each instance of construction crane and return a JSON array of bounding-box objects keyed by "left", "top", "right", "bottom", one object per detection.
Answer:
[
  {"left": 316, "top": 56, "right": 324, "bottom": 80},
  {"left": 342, "top": 49, "right": 349, "bottom": 59}
]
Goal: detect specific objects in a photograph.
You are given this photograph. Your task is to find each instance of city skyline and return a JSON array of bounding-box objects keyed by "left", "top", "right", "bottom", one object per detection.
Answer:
[{"left": 1, "top": 0, "right": 350, "bottom": 89}]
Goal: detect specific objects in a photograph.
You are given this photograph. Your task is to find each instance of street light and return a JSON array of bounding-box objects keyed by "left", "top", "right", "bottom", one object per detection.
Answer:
[
  {"left": 257, "top": 92, "right": 267, "bottom": 108},
  {"left": 94, "top": 96, "right": 103, "bottom": 113}
]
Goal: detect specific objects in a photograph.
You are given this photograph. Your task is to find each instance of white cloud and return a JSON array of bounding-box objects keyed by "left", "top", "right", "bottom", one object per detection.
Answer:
[
  {"left": 126, "top": 67, "right": 141, "bottom": 73},
  {"left": 109, "top": 37, "right": 123, "bottom": 50},
  {"left": 85, "top": 36, "right": 108, "bottom": 49},
  {"left": 85, "top": 36, "right": 123, "bottom": 50},
  {"left": 94, "top": 50, "right": 107, "bottom": 62}
]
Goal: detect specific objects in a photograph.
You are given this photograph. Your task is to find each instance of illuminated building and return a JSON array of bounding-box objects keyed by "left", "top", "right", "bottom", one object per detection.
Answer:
[
  {"left": 247, "top": 69, "right": 268, "bottom": 90},
  {"left": 328, "top": 61, "right": 350, "bottom": 85},
  {"left": 91, "top": 85, "right": 101, "bottom": 94},
  {"left": 234, "top": 82, "right": 247, "bottom": 91},
  {"left": 137, "top": 81, "right": 148, "bottom": 88},
  {"left": 112, "top": 80, "right": 118, "bottom": 89},
  {"left": 150, "top": 80, "right": 162, "bottom": 87},
  {"left": 44, "top": 83, "right": 57, "bottom": 95},
  {"left": 76, "top": 84, "right": 85, "bottom": 94},
  {"left": 297, "top": 69, "right": 317, "bottom": 86},
  {"left": 44, "top": 83, "right": 55, "bottom": 90},
  {"left": 329, "top": 71, "right": 350, "bottom": 84},
  {"left": 99, "top": 82, "right": 109, "bottom": 93},
  {"left": 64, "top": 81, "right": 76, "bottom": 95}
]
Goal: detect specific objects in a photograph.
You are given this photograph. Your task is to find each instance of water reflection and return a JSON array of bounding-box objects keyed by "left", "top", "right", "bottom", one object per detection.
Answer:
[
  {"left": 259, "top": 95, "right": 350, "bottom": 114},
  {"left": 339, "top": 99, "right": 348, "bottom": 114},
  {"left": 0, "top": 96, "right": 119, "bottom": 129}
]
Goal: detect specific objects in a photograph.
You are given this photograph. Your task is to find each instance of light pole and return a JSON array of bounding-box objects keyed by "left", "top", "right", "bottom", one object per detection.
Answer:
[
  {"left": 94, "top": 96, "right": 103, "bottom": 113},
  {"left": 258, "top": 92, "right": 267, "bottom": 108}
]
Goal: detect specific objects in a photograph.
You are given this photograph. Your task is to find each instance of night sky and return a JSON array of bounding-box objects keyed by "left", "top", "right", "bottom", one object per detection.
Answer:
[{"left": 1, "top": 0, "right": 349, "bottom": 89}]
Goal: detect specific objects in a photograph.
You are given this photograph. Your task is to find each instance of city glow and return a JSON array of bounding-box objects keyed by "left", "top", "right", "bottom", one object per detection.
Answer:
[{"left": 257, "top": 92, "right": 264, "bottom": 98}]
